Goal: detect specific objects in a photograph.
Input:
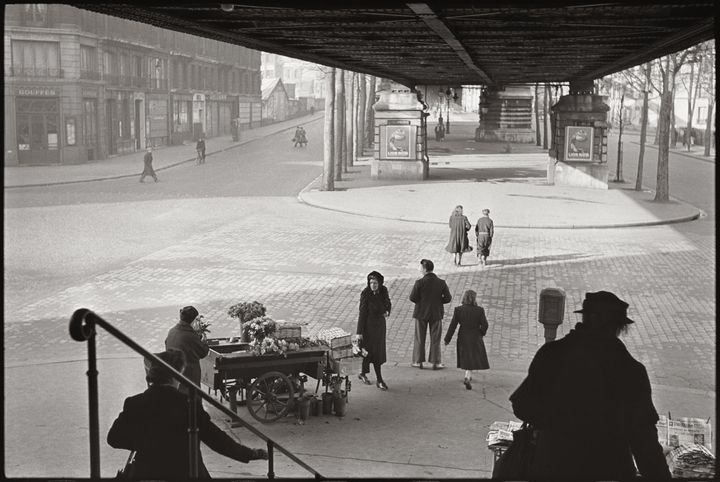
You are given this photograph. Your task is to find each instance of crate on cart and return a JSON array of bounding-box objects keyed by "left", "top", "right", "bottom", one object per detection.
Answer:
[
  {"left": 336, "top": 356, "right": 363, "bottom": 376},
  {"left": 275, "top": 320, "right": 302, "bottom": 338}
]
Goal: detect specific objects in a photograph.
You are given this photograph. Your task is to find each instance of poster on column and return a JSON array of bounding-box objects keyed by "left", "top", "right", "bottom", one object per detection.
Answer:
[
  {"left": 380, "top": 125, "right": 415, "bottom": 159},
  {"left": 564, "top": 126, "right": 593, "bottom": 161}
]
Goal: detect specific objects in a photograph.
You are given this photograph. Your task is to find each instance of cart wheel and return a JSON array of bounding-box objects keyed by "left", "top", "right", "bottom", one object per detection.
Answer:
[{"left": 247, "top": 371, "right": 294, "bottom": 423}]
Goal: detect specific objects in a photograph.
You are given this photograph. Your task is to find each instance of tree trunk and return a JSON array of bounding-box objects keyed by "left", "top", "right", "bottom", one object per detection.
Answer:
[
  {"left": 542, "top": 83, "right": 549, "bottom": 150},
  {"left": 345, "top": 71, "right": 354, "bottom": 172},
  {"left": 615, "top": 89, "right": 625, "bottom": 182},
  {"left": 365, "top": 76, "right": 377, "bottom": 148},
  {"left": 321, "top": 68, "right": 335, "bottom": 191},
  {"left": 534, "top": 83, "right": 541, "bottom": 146},
  {"left": 351, "top": 73, "right": 358, "bottom": 167},
  {"left": 704, "top": 51, "right": 715, "bottom": 157},
  {"left": 654, "top": 57, "right": 672, "bottom": 202},
  {"left": 334, "top": 69, "right": 345, "bottom": 181},
  {"left": 670, "top": 74, "right": 677, "bottom": 148},
  {"left": 357, "top": 74, "right": 366, "bottom": 158},
  {"left": 635, "top": 62, "right": 651, "bottom": 191}
]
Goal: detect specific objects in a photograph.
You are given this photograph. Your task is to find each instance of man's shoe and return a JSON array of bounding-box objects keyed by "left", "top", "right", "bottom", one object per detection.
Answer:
[
  {"left": 432, "top": 363, "right": 445, "bottom": 370},
  {"left": 411, "top": 362, "right": 423, "bottom": 369}
]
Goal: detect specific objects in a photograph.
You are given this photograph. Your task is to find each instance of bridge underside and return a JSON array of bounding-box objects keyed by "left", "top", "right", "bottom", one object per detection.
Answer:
[{"left": 69, "top": 1, "right": 714, "bottom": 87}]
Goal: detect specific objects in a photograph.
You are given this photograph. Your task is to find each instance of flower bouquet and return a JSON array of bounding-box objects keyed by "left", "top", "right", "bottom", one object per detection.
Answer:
[
  {"left": 227, "top": 301, "right": 266, "bottom": 341},
  {"left": 250, "top": 336, "right": 289, "bottom": 357},
  {"left": 242, "top": 316, "right": 277, "bottom": 342},
  {"left": 192, "top": 315, "right": 211, "bottom": 342}
]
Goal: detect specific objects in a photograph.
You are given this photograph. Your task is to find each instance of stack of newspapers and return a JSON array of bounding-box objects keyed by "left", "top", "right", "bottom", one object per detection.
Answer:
[
  {"left": 486, "top": 420, "right": 524, "bottom": 447},
  {"left": 666, "top": 444, "right": 715, "bottom": 479}
]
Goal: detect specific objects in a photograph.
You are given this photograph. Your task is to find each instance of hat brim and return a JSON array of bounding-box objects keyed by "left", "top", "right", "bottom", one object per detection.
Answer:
[{"left": 574, "top": 308, "right": 634, "bottom": 324}]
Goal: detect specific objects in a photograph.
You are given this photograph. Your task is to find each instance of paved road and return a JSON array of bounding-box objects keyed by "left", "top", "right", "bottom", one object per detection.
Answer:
[{"left": 4, "top": 123, "right": 715, "bottom": 478}]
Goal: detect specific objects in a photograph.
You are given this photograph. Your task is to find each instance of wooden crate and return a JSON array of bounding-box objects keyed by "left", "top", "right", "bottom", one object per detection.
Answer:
[
  {"left": 276, "top": 322, "right": 302, "bottom": 338},
  {"left": 330, "top": 334, "right": 353, "bottom": 349}
]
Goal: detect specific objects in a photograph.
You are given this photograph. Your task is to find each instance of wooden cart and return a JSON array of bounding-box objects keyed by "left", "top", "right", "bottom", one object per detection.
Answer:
[{"left": 200, "top": 339, "right": 350, "bottom": 423}]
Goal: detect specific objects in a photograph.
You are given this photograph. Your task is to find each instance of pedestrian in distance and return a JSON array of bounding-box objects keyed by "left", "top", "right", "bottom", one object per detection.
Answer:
[
  {"left": 446, "top": 205, "right": 472, "bottom": 266},
  {"left": 356, "top": 270, "right": 391, "bottom": 391},
  {"left": 475, "top": 208, "right": 494, "bottom": 266},
  {"left": 508, "top": 291, "right": 671, "bottom": 480},
  {"left": 443, "top": 289, "right": 490, "bottom": 390},
  {"left": 409, "top": 259, "right": 452, "bottom": 370},
  {"left": 139, "top": 147, "right": 158, "bottom": 183},
  {"left": 196, "top": 137, "right": 206, "bottom": 164},
  {"left": 107, "top": 349, "right": 268, "bottom": 479},
  {"left": 434, "top": 118, "right": 445, "bottom": 141},
  {"left": 165, "top": 306, "right": 209, "bottom": 395}
]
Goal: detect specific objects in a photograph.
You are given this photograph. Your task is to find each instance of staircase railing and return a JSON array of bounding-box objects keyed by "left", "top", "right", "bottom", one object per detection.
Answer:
[{"left": 69, "top": 308, "right": 323, "bottom": 479}]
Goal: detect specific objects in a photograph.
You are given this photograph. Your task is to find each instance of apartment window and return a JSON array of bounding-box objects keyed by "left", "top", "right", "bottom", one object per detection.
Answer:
[
  {"left": 82, "top": 99, "right": 98, "bottom": 146},
  {"left": 80, "top": 45, "right": 99, "bottom": 79},
  {"left": 11, "top": 40, "right": 60, "bottom": 77},
  {"left": 22, "top": 4, "right": 48, "bottom": 27},
  {"left": 104, "top": 51, "right": 117, "bottom": 75}
]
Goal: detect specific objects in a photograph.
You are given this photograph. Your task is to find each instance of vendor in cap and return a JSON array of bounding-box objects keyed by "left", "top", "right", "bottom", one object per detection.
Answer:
[
  {"left": 165, "top": 306, "right": 209, "bottom": 394},
  {"left": 507, "top": 291, "right": 670, "bottom": 480}
]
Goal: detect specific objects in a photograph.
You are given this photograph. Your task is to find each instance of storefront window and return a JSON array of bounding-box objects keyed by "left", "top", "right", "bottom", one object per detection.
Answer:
[
  {"left": 11, "top": 40, "right": 60, "bottom": 77},
  {"left": 83, "top": 99, "right": 98, "bottom": 146}
]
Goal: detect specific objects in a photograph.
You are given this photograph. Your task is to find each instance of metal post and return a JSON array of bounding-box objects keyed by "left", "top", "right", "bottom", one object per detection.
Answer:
[
  {"left": 187, "top": 390, "right": 200, "bottom": 477},
  {"left": 267, "top": 440, "right": 275, "bottom": 479},
  {"left": 87, "top": 329, "right": 101, "bottom": 478},
  {"left": 446, "top": 98, "right": 451, "bottom": 134}
]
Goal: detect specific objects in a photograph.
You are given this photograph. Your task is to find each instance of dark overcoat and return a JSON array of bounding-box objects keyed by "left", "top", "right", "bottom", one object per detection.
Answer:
[
  {"left": 142, "top": 152, "right": 155, "bottom": 175},
  {"left": 446, "top": 214, "right": 471, "bottom": 254},
  {"left": 107, "top": 384, "right": 255, "bottom": 479},
  {"left": 509, "top": 323, "right": 670, "bottom": 480},
  {"left": 356, "top": 279, "right": 391, "bottom": 365},
  {"left": 165, "top": 322, "right": 209, "bottom": 390},
  {"left": 444, "top": 304, "right": 489, "bottom": 370},
  {"left": 409, "top": 272, "right": 452, "bottom": 322}
]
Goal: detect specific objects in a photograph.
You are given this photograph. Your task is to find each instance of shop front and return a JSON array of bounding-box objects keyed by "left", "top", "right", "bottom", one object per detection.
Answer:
[{"left": 15, "top": 86, "right": 61, "bottom": 165}]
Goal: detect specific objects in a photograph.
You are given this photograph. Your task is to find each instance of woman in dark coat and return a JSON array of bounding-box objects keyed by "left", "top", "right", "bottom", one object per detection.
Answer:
[
  {"left": 443, "top": 289, "right": 489, "bottom": 390},
  {"left": 446, "top": 205, "right": 472, "bottom": 266},
  {"left": 356, "top": 270, "right": 392, "bottom": 390},
  {"left": 107, "top": 350, "right": 267, "bottom": 479}
]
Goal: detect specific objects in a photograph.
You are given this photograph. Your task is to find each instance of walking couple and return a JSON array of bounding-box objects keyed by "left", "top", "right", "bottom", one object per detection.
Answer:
[{"left": 446, "top": 205, "right": 494, "bottom": 266}]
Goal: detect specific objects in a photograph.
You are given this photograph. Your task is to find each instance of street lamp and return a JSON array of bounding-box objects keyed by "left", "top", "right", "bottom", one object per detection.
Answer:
[{"left": 439, "top": 87, "right": 459, "bottom": 134}]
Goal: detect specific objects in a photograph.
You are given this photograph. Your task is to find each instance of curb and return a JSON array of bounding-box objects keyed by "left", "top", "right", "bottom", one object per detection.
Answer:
[
  {"left": 629, "top": 140, "right": 715, "bottom": 164},
  {"left": 296, "top": 190, "right": 703, "bottom": 229},
  {"left": 4, "top": 115, "right": 324, "bottom": 189}
]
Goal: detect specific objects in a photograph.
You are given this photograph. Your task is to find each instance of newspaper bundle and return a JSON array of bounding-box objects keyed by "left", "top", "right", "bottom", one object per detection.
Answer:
[
  {"left": 656, "top": 415, "right": 713, "bottom": 450},
  {"left": 486, "top": 420, "right": 524, "bottom": 447},
  {"left": 666, "top": 444, "right": 715, "bottom": 479}
]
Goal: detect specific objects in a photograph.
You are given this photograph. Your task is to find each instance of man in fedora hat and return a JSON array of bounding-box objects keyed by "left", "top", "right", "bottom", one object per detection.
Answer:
[
  {"left": 165, "top": 306, "right": 209, "bottom": 394},
  {"left": 508, "top": 291, "right": 670, "bottom": 479}
]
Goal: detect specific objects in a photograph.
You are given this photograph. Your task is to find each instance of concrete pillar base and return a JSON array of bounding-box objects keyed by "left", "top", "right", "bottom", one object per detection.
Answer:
[
  {"left": 371, "top": 159, "right": 426, "bottom": 180},
  {"left": 553, "top": 161, "right": 609, "bottom": 189}
]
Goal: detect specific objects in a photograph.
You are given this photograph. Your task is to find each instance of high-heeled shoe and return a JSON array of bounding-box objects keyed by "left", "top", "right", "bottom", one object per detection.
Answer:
[
  {"left": 376, "top": 381, "right": 388, "bottom": 391},
  {"left": 464, "top": 378, "right": 472, "bottom": 390},
  {"left": 358, "top": 373, "right": 372, "bottom": 385}
]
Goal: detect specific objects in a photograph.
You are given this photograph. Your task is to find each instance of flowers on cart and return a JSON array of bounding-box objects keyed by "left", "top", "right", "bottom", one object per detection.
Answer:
[
  {"left": 250, "top": 336, "right": 288, "bottom": 356},
  {"left": 242, "top": 316, "right": 277, "bottom": 342},
  {"left": 227, "top": 301, "right": 267, "bottom": 323}
]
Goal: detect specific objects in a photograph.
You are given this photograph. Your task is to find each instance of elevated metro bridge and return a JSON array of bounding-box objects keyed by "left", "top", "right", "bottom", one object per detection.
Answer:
[{"left": 69, "top": 1, "right": 714, "bottom": 88}]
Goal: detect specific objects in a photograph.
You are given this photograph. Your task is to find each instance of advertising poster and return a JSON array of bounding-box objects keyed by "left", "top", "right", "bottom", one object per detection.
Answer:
[
  {"left": 381, "top": 125, "right": 414, "bottom": 159},
  {"left": 564, "top": 126, "right": 594, "bottom": 161}
]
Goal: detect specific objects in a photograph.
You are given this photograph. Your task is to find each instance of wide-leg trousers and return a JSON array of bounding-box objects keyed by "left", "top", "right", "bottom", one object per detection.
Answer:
[{"left": 412, "top": 318, "right": 442, "bottom": 364}]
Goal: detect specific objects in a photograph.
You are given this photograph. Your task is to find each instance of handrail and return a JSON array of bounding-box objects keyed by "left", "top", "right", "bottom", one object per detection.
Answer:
[{"left": 69, "top": 308, "right": 323, "bottom": 480}]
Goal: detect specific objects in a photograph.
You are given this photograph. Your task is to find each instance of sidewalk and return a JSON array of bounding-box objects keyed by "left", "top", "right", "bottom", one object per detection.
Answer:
[
  {"left": 3, "top": 112, "right": 324, "bottom": 188},
  {"left": 300, "top": 120, "right": 702, "bottom": 229}
]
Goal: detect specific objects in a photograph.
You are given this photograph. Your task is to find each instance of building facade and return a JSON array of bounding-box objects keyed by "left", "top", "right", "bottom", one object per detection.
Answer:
[{"left": 4, "top": 4, "right": 262, "bottom": 166}]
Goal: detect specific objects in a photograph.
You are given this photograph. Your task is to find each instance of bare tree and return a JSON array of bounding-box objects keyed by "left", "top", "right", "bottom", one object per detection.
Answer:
[
  {"left": 614, "top": 87, "right": 626, "bottom": 182},
  {"left": 655, "top": 51, "right": 690, "bottom": 202},
  {"left": 700, "top": 42, "right": 715, "bottom": 157},
  {"left": 542, "top": 83, "right": 549, "bottom": 150},
  {"left": 365, "top": 76, "right": 377, "bottom": 148},
  {"left": 635, "top": 62, "right": 652, "bottom": 191},
  {"left": 680, "top": 46, "right": 704, "bottom": 151},
  {"left": 534, "top": 83, "right": 541, "bottom": 146},
  {"left": 334, "top": 69, "right": 345, "bottom": 181},
  {"left": 357, "top": 74, "right": 367, "bottom": 157},
  {"left": 321, "top": 68, "right": 335, "bottom": 191},
  {"left": 345, "top": 71, "right": 354, "bottom": 172}
]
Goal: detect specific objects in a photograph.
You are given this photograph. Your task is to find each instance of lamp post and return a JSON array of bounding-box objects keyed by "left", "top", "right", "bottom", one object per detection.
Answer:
[
  {"left": 438, "top": 87, "right": 459, "bottom": 134},
  {"left": 476, "top": 87, "right": 489, "bottom": 141}
]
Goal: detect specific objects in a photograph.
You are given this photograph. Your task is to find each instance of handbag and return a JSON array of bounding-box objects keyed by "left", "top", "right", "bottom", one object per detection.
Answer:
[
  {"left": 491, "top": 423, "right": 536, "bottom": 479},
  {"left": 115, "top": 450, "right": 137, "bottom": 480}
]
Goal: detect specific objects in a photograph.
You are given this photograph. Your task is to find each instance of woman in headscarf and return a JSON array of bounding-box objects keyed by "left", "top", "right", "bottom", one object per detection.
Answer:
[
  {"left": 446, "top": 205, "right": 472, "bottom": 266},
  {"left": 356, "top": 271, "right": 392, "bottom": 390},
  {"left": 443, "top": 289, "right": 490, "bottom": 390}
]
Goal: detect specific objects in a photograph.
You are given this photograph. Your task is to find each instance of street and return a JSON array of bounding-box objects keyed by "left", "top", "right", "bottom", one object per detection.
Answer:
[{"left": 4, "top": 122, "right": 715, "bottom": 477}]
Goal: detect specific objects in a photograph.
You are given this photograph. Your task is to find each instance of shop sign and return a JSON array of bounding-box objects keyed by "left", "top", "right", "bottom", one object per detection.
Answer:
[
  {"left": 17, "top": 87, "right": 57, "bottom": 97},
  {"left": 209, "top": 94, "right": 227, "bottom": 101}
]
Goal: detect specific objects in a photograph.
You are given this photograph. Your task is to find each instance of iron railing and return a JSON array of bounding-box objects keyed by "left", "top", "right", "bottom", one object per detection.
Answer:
[{"left": 69, "top": 308, "right": 323, "bottom": 479}]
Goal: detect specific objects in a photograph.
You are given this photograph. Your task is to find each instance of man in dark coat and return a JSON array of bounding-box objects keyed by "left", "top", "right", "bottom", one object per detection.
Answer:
[
  {"left": 509, "top": 291, "right": 671, "bottom": 480},
  {"left": 409, "top": 259, "right": 452, "bottom": 370},
  {"left": 165, "top": 306, "right": 209, "bottom": 394},
  {"left": 108, "top": 350, "right": 267, "bottom": 478},
  {"left": 139, "top": 147, "right": 158, "bottom": 183}
]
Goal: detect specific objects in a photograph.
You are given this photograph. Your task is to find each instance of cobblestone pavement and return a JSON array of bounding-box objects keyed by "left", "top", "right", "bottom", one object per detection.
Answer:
[{"left": 5, "top": 196, "right": 715, "bottom": 391}]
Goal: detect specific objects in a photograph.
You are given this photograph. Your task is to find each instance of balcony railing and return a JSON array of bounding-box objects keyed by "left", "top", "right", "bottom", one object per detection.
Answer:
[{"left": 10, "top": 66, "right": 64, "bottom": 78}]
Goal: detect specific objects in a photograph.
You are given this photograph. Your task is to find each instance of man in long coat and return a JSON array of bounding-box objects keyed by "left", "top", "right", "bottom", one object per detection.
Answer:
[
  {"left": 139, "top": 147, "right": 158, "bottom": 182},
  {"left": 509, "top": 291, "right": 670, "bottom": 479},
  {"left": 165, "top": 306, "right": 209, "bottom": 394}
]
